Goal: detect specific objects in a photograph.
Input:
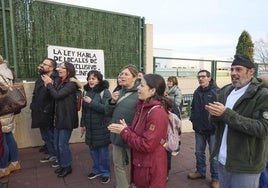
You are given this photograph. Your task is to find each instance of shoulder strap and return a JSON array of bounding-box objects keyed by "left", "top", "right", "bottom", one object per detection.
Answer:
[
  {"left": 147, "top": 105, "right": 161, "bottom": 115},
  {"left": 100, "top": 90, "right": 104, "bottom": 99},
  {"left": 0, "top": 74, "right": 10, "bottom": 85},
  {"left": 116, "top": 92, "right": 134, "bottom": 104},
  {"left": 147, "top": 105, "right": 168, "bottom": 146}
]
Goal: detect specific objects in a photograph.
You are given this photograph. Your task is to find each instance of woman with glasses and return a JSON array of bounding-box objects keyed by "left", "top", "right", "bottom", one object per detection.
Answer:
[{"left": 42, "top": 61, "right": 82, "bottom": 178}]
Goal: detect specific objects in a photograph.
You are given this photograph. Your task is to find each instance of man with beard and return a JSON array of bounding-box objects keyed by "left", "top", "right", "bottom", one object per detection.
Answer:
[
  {"left": 205, "top": 55, "right": 268, "bottom": 188},
  {"left": 30, "top": 58, "right": 59, "bottom": 165}
]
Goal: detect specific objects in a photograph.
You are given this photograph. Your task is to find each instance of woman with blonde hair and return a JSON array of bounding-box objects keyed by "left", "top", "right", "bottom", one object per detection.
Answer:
[{"left": 105, "top": 64, "right": 139, "bottom": 188}]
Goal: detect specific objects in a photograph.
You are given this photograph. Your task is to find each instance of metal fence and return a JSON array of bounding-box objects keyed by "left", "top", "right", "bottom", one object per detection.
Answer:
[{"left": 154, "top": 56, "right": 268, "bottom": 117}]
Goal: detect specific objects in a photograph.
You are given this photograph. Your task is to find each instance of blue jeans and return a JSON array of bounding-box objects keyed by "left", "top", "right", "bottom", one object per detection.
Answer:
[
  {"left": 54, "top": 129, "right": 72, "bottom": 168},
  {"left": 40, "top": 127, "right": 55, "bottom": 156},
  {"left": 0, "top": 132, "right": 19, "bottom": 168},
  {"left": 219, "top": 163, "right": 260, "bottom": 188},
  {"left": 90, "top": 145, "right": 111, "bottom": 177},
  {"left": 260, "top": 160, "right": 268, "bottom": 188},
  {"left": 195, "top": 132, "right": 219, "bottom": 180}
]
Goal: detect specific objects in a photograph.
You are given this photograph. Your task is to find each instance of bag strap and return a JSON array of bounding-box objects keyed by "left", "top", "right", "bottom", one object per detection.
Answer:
[
  {"left": 100, "top": 90, "right": 104, "bottom": 99},
  {"left": 116, "top": 92, "right": 134, "bottom": 104},
  {"left": 147, "top": 105, "right": 166, "bottom": 145},
  {"left": 0, "top": 74, "right": 10, "bottom": 86},
  {"left": 147, "top": 105, "right": 161, "bottom": 115}
]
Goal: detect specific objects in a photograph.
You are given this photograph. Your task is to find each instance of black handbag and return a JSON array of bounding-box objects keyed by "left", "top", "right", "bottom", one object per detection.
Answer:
[{"left": 0, "top": 74, "right": 27, "bottom": 116}]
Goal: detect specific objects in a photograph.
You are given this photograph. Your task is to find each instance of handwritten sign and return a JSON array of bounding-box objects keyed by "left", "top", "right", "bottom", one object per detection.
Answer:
[{"left": 47, "top": 45, "right": 104, "bottom": 81}]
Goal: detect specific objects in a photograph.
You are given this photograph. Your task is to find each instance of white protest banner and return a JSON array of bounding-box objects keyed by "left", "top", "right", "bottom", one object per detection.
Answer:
[{"left": 47, "top": 45, "right": 104, "bottom": 81}]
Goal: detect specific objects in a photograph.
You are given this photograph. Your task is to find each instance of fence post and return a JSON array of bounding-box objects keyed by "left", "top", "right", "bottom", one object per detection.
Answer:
[{"left": 211, "top": 60, "right": 217, "bottom": 82}]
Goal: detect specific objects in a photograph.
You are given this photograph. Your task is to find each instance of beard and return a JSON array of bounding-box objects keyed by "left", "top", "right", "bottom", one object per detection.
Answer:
[{"left": 38, "top": 69, "right": 46, "bottom": 75}]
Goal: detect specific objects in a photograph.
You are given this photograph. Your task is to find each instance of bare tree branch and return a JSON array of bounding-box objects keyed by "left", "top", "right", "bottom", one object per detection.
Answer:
[{"left": 254, "top": 39, "right": 268, "bottom": 64}]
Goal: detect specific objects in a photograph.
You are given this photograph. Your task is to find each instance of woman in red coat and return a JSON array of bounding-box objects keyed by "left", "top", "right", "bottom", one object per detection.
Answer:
[{"left": 108, "top": 74, "right": 172, "bottom": 188}]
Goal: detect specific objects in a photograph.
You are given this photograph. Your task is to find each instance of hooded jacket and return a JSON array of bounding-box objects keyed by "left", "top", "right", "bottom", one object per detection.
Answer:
[
  {"left": 0, "top": 63, "right": 15, "bottom": 133},
  {"left": 120, "top": 100, "right": 169, "bottom": 187},
  {"left": 190, "top": 80, "right": 218, "bottom": 134},
  {"left": 211, "top": 77, "right": 268, "bottom": 173},
  {"left": 46, "top": 77, "right": 82, "bottom": 130},
  {"left": 80, "top": 80, "right": 112, "bottom": 148}
]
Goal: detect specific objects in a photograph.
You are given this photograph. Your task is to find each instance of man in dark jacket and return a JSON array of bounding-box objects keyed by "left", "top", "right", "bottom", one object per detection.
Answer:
[
  {"left": 206, "top": 55, "right": 268, "bottom": 188},
  {"left": 30, "top": 58, "right": 59, "bottom": 163},
  {"left": 188, "top": 70, "right": 219, "bottom": 188}
]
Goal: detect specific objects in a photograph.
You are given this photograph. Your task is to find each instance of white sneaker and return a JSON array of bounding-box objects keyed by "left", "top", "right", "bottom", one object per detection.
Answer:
[
  {"left": 171, "top": 151, "right": 180, "bottom": 156},
  {"left": 40, "top": 155, "right": 56, "bottom": 163}
]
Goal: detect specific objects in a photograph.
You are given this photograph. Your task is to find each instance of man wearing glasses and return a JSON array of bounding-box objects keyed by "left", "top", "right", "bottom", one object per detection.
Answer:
[
  {"left": 188, "top": 70, "right": 219, "bottom": 188},
  {"left": 30, "top": 58, "right": 59, "bottom": 165}
]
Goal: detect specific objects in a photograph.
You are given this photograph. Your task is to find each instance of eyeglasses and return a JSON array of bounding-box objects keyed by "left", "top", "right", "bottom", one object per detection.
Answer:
[
  {"left": 119, "top": 72, "right": 131, "bottom": 77},
  {"left": 197, "top": 75, "right": 207, "bottom": 79},
  {"left": 42, "top": 63, "right": 52, "bottom": 67},
  {"left": 59, "top": 66, "right": 66, "bottom": 69}
]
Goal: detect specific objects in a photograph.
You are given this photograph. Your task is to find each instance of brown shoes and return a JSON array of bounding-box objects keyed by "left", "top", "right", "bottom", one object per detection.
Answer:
[
  {"left": 0, "top": 163, "right": 21, "bottom": 179},
  {"left": 0, "top": 168, "right": 10, "bottom": 179},
  {"left": 211, "top": 180, "right": 220, "bottom": 188},
  {"left": 187, "top": 172, "right": 205, "bottom": 180},
  {"left": 7, "top": 162, "right": 21, "bottom": 173},
  {"left": 187, "top": 172, "right": 219, "bottom": 188}
]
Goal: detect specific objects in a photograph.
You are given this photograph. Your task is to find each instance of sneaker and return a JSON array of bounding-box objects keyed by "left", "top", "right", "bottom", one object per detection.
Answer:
[
  {"left": 51, "top": 161, "right": 59, "bottom": 168},
  {"left": 87, "top": 172, "right": 102, "bottom": 180},
  {"left": 171, "top": 151, "right": 180, "bottom": 156},
  {"left": 172, "top": 147, "right": 180, "bottom": 156},
  {"left": 0, "top": 168, "right": 10, "bottom": 178},
  {"left": 7, "top": 162, "right": 21, "bottom": 173},
  {"left": 40, "top": 156, "right": 56, "bottom": 163},
  {"left": 101, "top": 176, "right": 110, "bottom": 184}
]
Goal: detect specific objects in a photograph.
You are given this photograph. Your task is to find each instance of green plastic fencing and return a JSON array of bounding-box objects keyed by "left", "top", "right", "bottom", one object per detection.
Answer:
[{"left": 1, "top": 0, "right": 144, "bottom": 79}]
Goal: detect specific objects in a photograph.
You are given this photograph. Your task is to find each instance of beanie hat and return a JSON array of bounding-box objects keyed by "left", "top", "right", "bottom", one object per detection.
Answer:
[{"left": 231, "top": 54, "right": 254, "bottom": 69}]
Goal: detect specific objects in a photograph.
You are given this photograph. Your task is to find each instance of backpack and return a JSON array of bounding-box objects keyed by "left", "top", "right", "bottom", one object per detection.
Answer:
[{"left": 148, "top": 105, "right": 182, "bottom": 152}]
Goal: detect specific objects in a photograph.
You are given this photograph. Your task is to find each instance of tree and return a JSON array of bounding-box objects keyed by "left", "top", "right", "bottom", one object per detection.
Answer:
[
  {"left": 235, "top": 30, "right": 254, "bottom": 62},
  {"left": 254, "top": 39, "right": 268, "bottom": 64}
]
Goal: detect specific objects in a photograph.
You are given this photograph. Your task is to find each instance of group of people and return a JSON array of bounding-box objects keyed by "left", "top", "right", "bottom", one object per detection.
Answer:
[
  {"left": 188, "top": 54, "right": 268, "bottom": 188},
  {"left": 31, "top": 59, "right": 82, "bottom": 178},
  {"left": 31, "top": 61, "right": 181, "bottom": 187},
  {"left": 1, "top": 53, "right": 268, "bottom": 188}
]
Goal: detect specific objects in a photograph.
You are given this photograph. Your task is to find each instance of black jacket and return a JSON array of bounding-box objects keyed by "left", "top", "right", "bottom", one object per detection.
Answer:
[
  {"left": 190, "top": 81, "right": 218, "bottom": 134},
  {"left": 30, "top": 71, "right": 59, "bottom": 128},
  {"left": 80, "top": 80, "right": 112, "bottom": 148},
  {"left": 47, "top": 77, "right": 79, "bottom": 130}
]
